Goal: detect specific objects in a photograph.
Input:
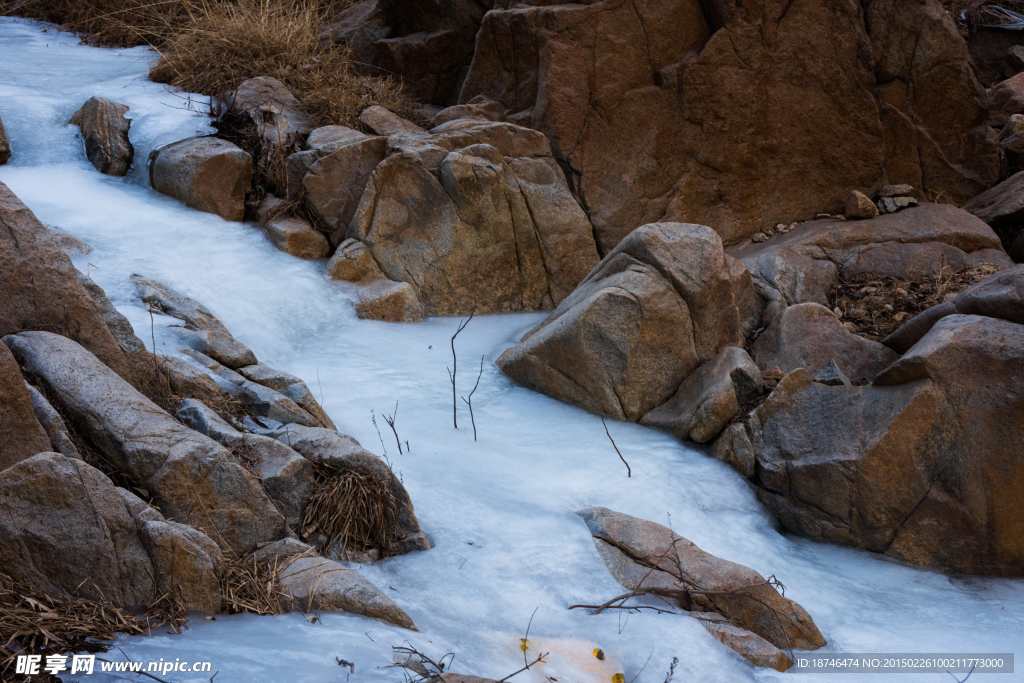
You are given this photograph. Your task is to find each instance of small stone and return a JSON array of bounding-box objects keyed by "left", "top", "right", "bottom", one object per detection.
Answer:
[
  {"left": 776, "top": 223, "right": 785, "bottom": 231},
  {"left": 895, "top": 288, "right": 908, "bottom": 297},
  {"left": 788, "top": 222, "right": 797, "bottom": 230},
  {"left": 843, "top": 321, "right": 859, "bottom": 333},
  {"left": 845, "top": 190, "right": 878, "bottom": 220},
  {"left": 858, "top": 286, "right": 878, "bottom": 294},
  {"left": 893, "top": 312, "right": 907, "bottom": 321},
  {"left": 877, "top": 184, "right": 914, "bottom": 198},
  {"left": 751, "top": 232, "right": 768, "bottom": 243},
  {"left": 811, "top": 359, "right": 852, "bottom": 386},
  {"left": 833, "top": 307, "right": 843, "bottom": 318},
  {"left": 884, "top": 303, "right": 894, "bottom": 312}
]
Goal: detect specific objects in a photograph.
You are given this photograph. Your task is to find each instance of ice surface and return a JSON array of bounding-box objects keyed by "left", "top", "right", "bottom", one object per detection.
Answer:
[{"left": 0, "top": 16, "right": 1021, "bottom": 682}]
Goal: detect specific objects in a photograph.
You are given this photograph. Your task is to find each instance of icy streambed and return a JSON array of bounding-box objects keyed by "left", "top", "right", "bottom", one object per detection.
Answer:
[{"left": 0, "top": 17, "right": 1022, "bottom": 683}]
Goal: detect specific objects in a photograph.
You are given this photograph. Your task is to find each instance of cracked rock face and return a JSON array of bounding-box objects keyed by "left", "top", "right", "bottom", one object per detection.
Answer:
[
  {"left": 497, "top": 222, "right": 758, "bottom": 420},
  {"left": 460, "top": 0, "right": 998, "bottom": 251},
  {"left": 69, "top": 97, "right": 134, "bottom": 176},
  {"left": 346, "top": 121, "right": 600, "bottom": 316}
]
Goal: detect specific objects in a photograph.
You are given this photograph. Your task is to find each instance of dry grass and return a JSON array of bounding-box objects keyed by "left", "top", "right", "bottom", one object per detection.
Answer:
[
  {"left": 0, "top": 572, "right": 155, "bottom": 680},
  {"left": 2, "top": 0, "right": 411, "bottom": 129},
  {"left": 829, "top": 264, "right": 1000, "bottom": 341},
  {"left": 301, "top": 464, "right": 398, "bottom": 558}
]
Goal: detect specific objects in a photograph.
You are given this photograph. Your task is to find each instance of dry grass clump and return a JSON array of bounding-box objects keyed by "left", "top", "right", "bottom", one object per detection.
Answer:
[
  {"left": 148, "top": 0, "right": 409, "bottom": 128},
  {"left": 220, "top": 553, "right": 287, "bottom": 615},
  {"left": 301, "top": 464, "right": 398, "bottom": 558},
  {"left": 0, "top": 572, "right": 150, "bottom": 680},
  {"left": 829, "top": 264, "right": 1000, "bottom": 341}
]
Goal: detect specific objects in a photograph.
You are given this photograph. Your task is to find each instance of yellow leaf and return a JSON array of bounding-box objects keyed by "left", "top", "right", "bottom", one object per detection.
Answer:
[
  {"left": 520, "top": 638, "right": 529, "bottom": 652},
  {"left": 593, "top": 649, "right": 605, "bottom": 661},
  {"left": 612, "top": 674, "right": 625, "bottom": 683}
]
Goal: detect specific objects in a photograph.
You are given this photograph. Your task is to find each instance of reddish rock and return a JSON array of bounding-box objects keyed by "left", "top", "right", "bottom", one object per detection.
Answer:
[
  {"left": 0, "top": 343, "right": 51, "bottom": 469},
  {"left": 150, "top": 137, "right": 252, "bottom": 222},
  {"left": 460, "top": 0, "right": 997, "bottom": 251}
]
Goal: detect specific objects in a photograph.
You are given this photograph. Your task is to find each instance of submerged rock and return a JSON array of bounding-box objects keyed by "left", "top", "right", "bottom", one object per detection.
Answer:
[
  {"left": 149, "top": 137, "right": 252, "bottom": 221},
  {"left": 69, "top": 97, "right": 134, "bottom": 176}
]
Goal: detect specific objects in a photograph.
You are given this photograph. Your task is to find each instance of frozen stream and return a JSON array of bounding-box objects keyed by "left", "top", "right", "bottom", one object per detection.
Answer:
[{"left": 1, "top": 17, "right": 1022, "bottom": 683}]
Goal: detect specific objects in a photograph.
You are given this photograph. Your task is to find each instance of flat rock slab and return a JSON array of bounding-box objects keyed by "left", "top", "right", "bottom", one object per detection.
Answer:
[{"left": 4, "top": 331, "right": 286, "bottom": 555}]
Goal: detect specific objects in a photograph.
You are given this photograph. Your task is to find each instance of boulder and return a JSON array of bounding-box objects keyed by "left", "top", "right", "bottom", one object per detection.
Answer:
[
  {"left": 264, "top": 215, "right": 330, "bottom": 259},
  {"left": 78, "top": 274, "right": 147, "bottom": 368},
  {"left": 497, "top": 223, "right": 756, "bottom": 421},
  {"left": 967, "top": 27, "right": 1024, "bottom": 86},
  {"left": 989, "top": 71, "right": 1024, "bottom": 128},
  {"left": 0, "top": 453, "right": 221, "bottom": 611},
  {"left": 301, "top": 136, "right": 387, "bottom": 246},
  {"left": 176, "top": 398, "right": 244, "bottom": 446},
  {"left": 460, "top": 0, "right": 997, "bottom": 251},
  {"left": 254, "top": 539, "right": 416, "bottom": 628},
  {"left": 284, "top": 126, "right": 374, "bottom": 201},
  {"left": 326, "top": 238, "right": 384, "bottom": 282},
  {"left": 882, "top": 265, "right": 1024, "bottom": 352},
  {"left": 359, "top": 106, "right": 424, "bottom": 136},
  {"left": 161, "top": 355, "right": 231, "bottom": 404},
  {"left": 149, "top": 137, "right": 252, "bottom": 221},
  {"left": 579, "top": 507, "right": 825, "bottom": 651},
  {"left": 811, "top": 359, "right": 852, "bottom": 387},
  {"left": 171, "top": 327, "right": 257, "bottom": 369},
  {"left": 964, "top": 170, "right": 1024, "bottom": 231},
  {"left": 0, "top": 344, "right": 51, "bottom": 468},
  {"left": 24, "top": 382, "right": 80, "bottom": 459},
  {"left": 130, "top": 274, "right": 230, "bottom": 333},
  {"left": 0, "top": 181, "right": 134, "bottom": 381},
  {"left": 640, "top": 347, "right": 762, "bottom": 444},
  {"left": 1002, "top": 131, "right": 1024, "bottom": 176},
  {"left": 844, "top": 190, "right": 878, "bottom": 220},
  {"left": 227, "top": 77, "right": 312, "bottom": 146},
  {"left": 429, "top": 97, "right": 504, "bottom": 128},
  {"left": 305, "top": 125, "right": 368, "bottom": 151},
  {"left": 348, "top": 121, "right": 602, "bottom": 316},
  {"left": 69, "top": 97, "right": 134, "bottom": 176},
  {"left": 692, "top": 612, "right": 792, "bottom": 671},
  {"left": 0, "top": 115, "right": 9, "bottom": 164},
  {"left": 750, "top": 303, "right": 899, "bottom": 382},
  {"left": 356, "top": 279, "right": 423, "bottom": 323},
  {"left": 237, "top": 364, "right": 336, "bottom": 430},
  {"left": 4, "top": 332, "right": 287, "bottom": 555},
  {"left": 272, "top": 425, "right": 430, "bottom": 555}
]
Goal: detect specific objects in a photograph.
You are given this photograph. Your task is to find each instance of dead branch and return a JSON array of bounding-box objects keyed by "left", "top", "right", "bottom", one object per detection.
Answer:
[
  {"left": 382, "top": 400, "right": 402, "bottom": 454},
  {"left": 460, "top": 355, "right": 484, "bottom": 441},
  {"left": 446, "top": 312, "right": 473, "bottom": 428},
  {"left": 601, "top": 416, "right": 630, "bottom": 477}
]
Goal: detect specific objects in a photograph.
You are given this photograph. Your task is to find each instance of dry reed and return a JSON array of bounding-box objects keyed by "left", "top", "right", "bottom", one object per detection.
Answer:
[{"left": 301, "top": 464, "right": 398, "bottom": 557}]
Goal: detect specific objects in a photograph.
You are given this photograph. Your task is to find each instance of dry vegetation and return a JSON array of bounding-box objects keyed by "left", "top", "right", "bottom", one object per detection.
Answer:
[
  {"left": 828, "top": 264, "right": 999, "bottom": 341},
  {"left": 1, "top": 0, "right": 410, "bottom": 128},
  {"left": 302, "top": 464, "right": 398, "bottom": 557}
]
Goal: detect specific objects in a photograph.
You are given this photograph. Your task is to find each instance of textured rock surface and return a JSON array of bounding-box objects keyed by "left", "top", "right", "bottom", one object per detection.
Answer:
[
  {"left": 964, "top": 170, "right": 1024, "bottom": 231},
  {"left": 24, "top": 382, "right": 80, "bottom": 459},
  {"left": 692, "top": 612, "right": 793, "bottom": 671},
  {"left": 883, "top": 265, "right": 1024, "bottom": 352},
  {"left": 348, "top": 121, "right": 600, "bottom": 316},
  {"left": 579, "top": 507, "right": 826, "bottom": 650},
  {"left": 264, "top": 215, "right": 329, "bottom": 259},
  {"left": 69, "top": 97, "right": 134, "bottom": 176},
  {"left": 751, "top": 303, "right": 899, "bottom": 382},
  {"left": 356, "top": 279, "right": 423, "bottom": 323},
  {"left": 460, "top": 0, "right": 997, "bottom": 251},
  {"left": 0, "top": 343, "right": 52, "bottom": 468},
  {"left": 359, "top": 106, "right": 424, "bottom": 136},
  {"left": 4, "top": 332, "right": 287, "bottom": 555},
  {"left": 273, "top": 425, "right": 430, "bottom": 555},
  {"left": 150, "top": 137, "right": 252, "bottom": 221},
  {"left": 0, "top": 115, "right": 9, "bottom": 164},
  {"left": 0, "top": 181, "right": 134, "bottom": 381},
  {"left": 237, "top": 364, "right": 336, "bottom": 430},
  {"left": 640, "top": 347, "right": 762, "bottom": 443},
  {"left": 255, "top": 539, "right": 415, "bottom": 627},
  {"left": 228, "top": 77, "right": 311, "bottom": 146},
  {"left": 302, "top": 136, "right": 386, "bottom": 247},
  {"left": 988, "top": 71, "right": 1024, "bottom": 128},
  {"left": 171, "top": 327, "right": 257, "bottom": 369},
  {"left": 497, "top": 223, "right": 756, "bottom": 420}
]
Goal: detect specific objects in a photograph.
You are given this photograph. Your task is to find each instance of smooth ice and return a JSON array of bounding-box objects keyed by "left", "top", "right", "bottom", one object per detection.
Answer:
[{"left": 0, "top": 17, "right": 1022, "bottom": 683}]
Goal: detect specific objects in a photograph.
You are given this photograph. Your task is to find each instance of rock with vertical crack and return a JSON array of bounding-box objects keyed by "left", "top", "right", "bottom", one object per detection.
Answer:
[{"left": 69, "top": 97, "right": 134, "bottom": 176}]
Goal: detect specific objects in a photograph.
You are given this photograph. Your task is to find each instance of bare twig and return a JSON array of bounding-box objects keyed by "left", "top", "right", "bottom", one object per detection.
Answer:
[
  {"left": 446, "top": 312, "right": 473, "bottom": 428},
  {"left": 371, "top": 409, "right": 387, "bottom": 457},
  {"left": 460, "top": 355, "right": 484, "bottom": 441},
  {"left": 382, "top": 401, "right": 402, "bottom": 454},
  {"left": 601, "top": 416, "right": 630, "bottom": 477}
]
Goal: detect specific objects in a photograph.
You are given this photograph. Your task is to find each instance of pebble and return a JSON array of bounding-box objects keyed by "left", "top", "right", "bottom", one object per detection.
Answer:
[{"left": 751, "top": 232, "right": 768, "bottom": 243}]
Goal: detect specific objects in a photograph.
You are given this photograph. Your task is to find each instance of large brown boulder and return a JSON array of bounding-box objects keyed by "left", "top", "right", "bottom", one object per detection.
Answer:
[
  {"left": 69, "top": 97, "right": 134, "bottom": 176},
  {"left": 964, "top": 170, "right": 1024, "bottom": 231},
  {"left": 751, "top": 303, "right": 899, "bottom": 382},
  {"left": 302, "top": 136, "right": 387, "bottom": 247},
  {"left": 712, "top": 315, "right": 1024, "bottom": 575},
  {"left": 460, "top": 0, "right": 997, "bottom": 252},
  {"left": 348, "top": 121, "right": 600, "bottom": 316},
  {"left": 0, "top": 453, "right": 222, "bottom": 611},
  {"left": 988, "top": 71, "right": 1024, "bottom": 128},
  {"left": 497, "top": 222, "right": 757, "bottom": 421},
  {"left": 227, "top": 77, "right": 312, "bottom": 146},
  {"left": 0, "top": 344, "right": 51, "bottom": 468},
  {"left": 150, "top": 137, "right": 252, "bottom": 221},
  {"left": 4, "top": 332, "right": 287, "bottom": 556},
  {"left": 579, "top": 507, "right": 826, "bottom": 651},
  {"left": 0, "top": 181, "right": 135, "bottom": 382}
]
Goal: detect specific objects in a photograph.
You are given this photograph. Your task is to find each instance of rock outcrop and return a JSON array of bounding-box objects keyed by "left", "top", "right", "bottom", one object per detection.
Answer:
[
  {"left": 149, "top": 137, "right": 252, "bottom": 221},
  {"left": 579, "top": 507, "right": 826, "bottom": 653},
  {"left": 0, "top": 343, "right": 51, "bottom": 469},
  {"left": 459, "top": 0, "right": 998, "bottom": 251},
  {"left": 346, "top": 120, "right": 600, "bottom": 316},
  {"left": 497, "top": 223, "right": 757, "bottom": 421},
  {"left": 1, "top": 181, "right": 135, "bottom": 382},
  {"left": 302, "top": 135, "right": 387, "bottom": 247},
  {"left": 4, "top": 332, "right": 287, "bottom": 555},
  {"left": 326, "top": 239, "right": 423, "bottom": 322},
  {"left": 0, "top": 453, "right": 222, "bottom": 611},
  {"left": 69, "top": 97, "right": 134, "bottom": 176},
  {"left": 710, "top": 314, "right": 1024, "bottom": 575}
]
